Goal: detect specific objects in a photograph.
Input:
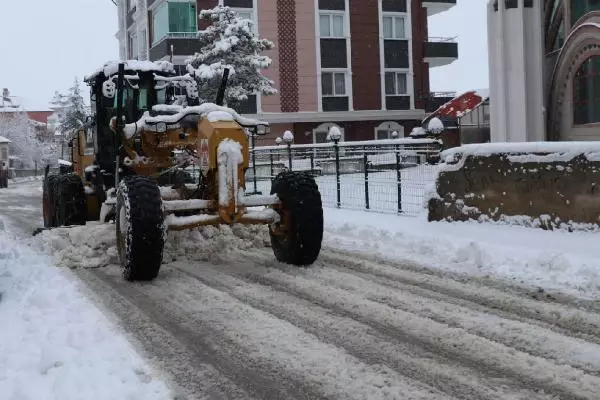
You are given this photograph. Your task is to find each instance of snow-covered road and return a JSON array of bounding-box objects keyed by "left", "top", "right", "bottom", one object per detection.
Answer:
[{"left": 2, "top": 179, "right": 600, "bottom": 399}]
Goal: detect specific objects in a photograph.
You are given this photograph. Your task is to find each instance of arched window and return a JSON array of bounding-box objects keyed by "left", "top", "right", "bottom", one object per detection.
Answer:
[
  {"left": 573, "top": 56, "right": 600, "bottom": 125},
  {"left": 312, "top": 123, "right": 344, "bottom": 144},
  {"left": 374, "top": 122, "right": 404, "bottom": 140}
]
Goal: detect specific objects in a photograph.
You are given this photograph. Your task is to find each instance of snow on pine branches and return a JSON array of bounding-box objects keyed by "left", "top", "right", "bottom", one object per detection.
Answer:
[{"left": 186, "top": 6, "right": 277, "bottom": 108}]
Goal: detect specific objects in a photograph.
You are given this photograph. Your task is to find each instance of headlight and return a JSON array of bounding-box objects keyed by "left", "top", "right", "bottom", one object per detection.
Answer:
[{"left": 155, "top": 122, "right": 167, "bottom": 133}]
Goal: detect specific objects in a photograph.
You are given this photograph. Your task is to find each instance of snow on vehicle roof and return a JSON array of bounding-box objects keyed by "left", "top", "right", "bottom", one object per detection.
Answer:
[
  {"left": 84, "top": 60, "right": 175, "bottom": 82},
  {"left": 0, "top": 136, "right": 11, "bottom": 143},
  {"left": 123, "top": 103, "right": 269, "bottom": 139}
]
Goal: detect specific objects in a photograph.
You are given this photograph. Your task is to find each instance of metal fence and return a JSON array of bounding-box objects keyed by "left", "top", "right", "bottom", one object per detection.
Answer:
[{"left": 245, "top": 138, "right": 443, "bottom": 216}]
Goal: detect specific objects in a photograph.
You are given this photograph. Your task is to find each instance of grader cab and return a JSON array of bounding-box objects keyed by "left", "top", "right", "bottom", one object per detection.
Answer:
[{"left": 40, "top": 60, "right": 324, "bottom": 281}]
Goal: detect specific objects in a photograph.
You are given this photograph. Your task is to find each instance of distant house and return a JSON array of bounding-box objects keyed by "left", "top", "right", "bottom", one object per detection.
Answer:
[{"left": 0, "top": 136, "right": 10, "bottom": 166}]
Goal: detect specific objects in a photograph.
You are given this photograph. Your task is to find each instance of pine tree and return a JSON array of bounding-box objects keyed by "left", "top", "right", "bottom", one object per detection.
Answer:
[
  {"left": 186, "top": 6, "right": 277, "bottom": 108},
  {"left": 59, "top": 77, "right": 88, "bottom": 135}
]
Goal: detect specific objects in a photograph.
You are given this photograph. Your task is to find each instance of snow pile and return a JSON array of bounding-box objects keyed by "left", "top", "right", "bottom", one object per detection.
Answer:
[
  {"left": 324, "top": 208, "right": 600, "bottom": 299},
  {"left": 34, "top": 222, "right": 118, "bottom": 269},
  {"left": 123, "top": 103, "right": 269, "bottom": 139},
  {"left": 326, "top": 126, "right": 342, "bottom": 142},
  {"left": 206, "top": 110, "right": 235, "bottom": 122},
  {"left": 85, "top": 60, "right": 175, "bottom": 82},
  {"left": 0, "top": 233, "right": 172, "bottom": 399},
  {"left": 427, "top": 117, "right": 444, "bottom": 134},
  {"left": 282, "top": 130, "right": 294, "bottom": 143},
  {"left": 409, "top": 127, "right": 427, "bottom": 137},
  {"left": 33, "top": 222, "right": 270, "bottom": 269}
]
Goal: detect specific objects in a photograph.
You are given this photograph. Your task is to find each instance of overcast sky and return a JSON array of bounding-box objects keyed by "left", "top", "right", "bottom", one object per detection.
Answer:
[{"left": 0, "top": 0, "right": 487, "bottom": 111}]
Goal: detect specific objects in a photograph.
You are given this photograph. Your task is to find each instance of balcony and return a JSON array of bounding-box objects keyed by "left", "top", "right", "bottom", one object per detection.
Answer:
[
  {"left": 422, "top": 0, "right": 456, "bottom": 16},
  {"left": 149, "top": 33, "right": 201, "bottom": 61},
  {"left": 424, "top": 37, "right": 458, "bottom": 68}
]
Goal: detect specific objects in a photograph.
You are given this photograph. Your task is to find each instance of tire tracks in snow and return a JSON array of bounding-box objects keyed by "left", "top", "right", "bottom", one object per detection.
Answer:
[
  {"left": 204, "top": 248, "right": 600, "bottom": 399},
  {"left": 64, "top": 241, "right": 600, "bottom": 400},
  {"left": 168, "top": 260, "right": 547, "bottom": 400},
  {"left": 74, "top": 267, "right": 324, "bottom": 400}
]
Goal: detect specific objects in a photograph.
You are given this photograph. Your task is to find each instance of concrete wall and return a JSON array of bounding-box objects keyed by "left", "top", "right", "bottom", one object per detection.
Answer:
[
  {"left": 429, "top": 152, "right": 600, "bottom": 230},
  {"left": 487, "top": 0, "right": 545, "bottom": 142}
]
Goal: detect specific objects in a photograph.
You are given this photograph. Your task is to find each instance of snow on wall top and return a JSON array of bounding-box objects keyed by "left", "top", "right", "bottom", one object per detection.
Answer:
[
  {"left": 0, "top": 136, "right": 11, "bottom": 143},
  {"left": 440, "top": 142, "right": 600, "bottom": 166},
  {"left": 85, "top": 60, "right": 175, "bottom": 82}
]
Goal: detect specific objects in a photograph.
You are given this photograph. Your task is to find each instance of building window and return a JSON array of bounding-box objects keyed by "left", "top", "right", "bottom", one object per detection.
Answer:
[
  {"left": 128, "top": 31, "right": 138, "bottom": 59},
  {"left": 573, "top": 56, "right": 600, "bottom": 125},
  {"left": 385, "top": 71, "right": 407, "bottom": 95},
  {"left": 151, "top": 1, "right": 197, "bottom": 44},
  {"left": 382, "top": 15, "right": 406, "bottom": 39},
  {"left": 375, "top": 122, "right": 404, "bottom": 140},
  {"left": 319, "top": 13, "right": 344, "bottom": 38},
  {"left": 322, "top": 71, "right": 346, "bottom": 96},
  {"left": 0, "top": 147, "right": 7, "bottom": 162}
]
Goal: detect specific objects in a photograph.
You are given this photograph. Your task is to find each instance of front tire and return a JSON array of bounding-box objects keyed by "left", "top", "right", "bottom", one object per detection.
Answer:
[
  {"left": 269, "top": 171, "right": 324, "bottom": 265},
  {"left": 116, "top": 176, "right": 165, "bottom": 281},
  {"left": 43, "top": 174, "right": 60, "bottom": 227}
]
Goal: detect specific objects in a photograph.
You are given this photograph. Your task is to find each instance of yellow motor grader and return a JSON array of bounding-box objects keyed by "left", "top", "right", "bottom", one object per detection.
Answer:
[{"left": 39, "top": 60, "right": 324, "bottom": 281}]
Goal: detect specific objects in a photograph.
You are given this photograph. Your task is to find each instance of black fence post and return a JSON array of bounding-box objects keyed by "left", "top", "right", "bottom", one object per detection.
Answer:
[
  {"left": 310, "top": 151, "right": 314, "bottom": 176},
  {"left": 269, "top": 151, "right": 274, "bottom": 179},
  {"left": 287, "top": 144, "right": 293, "bottom": 171},
  {"left": 334, "top": 139, "right": 341, "bottom": 208},
  {"left": 247, "top": 133, "right": 261, "bottom": 195},
  {"left": 363, "top": 146, "right": 369, "bottom": 210},
  {"left": 396, "top": 144, "right": 402, "bottom": 214}
]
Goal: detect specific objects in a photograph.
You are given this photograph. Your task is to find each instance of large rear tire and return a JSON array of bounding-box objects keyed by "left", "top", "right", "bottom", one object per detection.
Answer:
[
  {"left": 54, "top": 174, "right": 87, "bottom": 226},
  {"left": 116, "top": 176, "right": 165, "bottom": 281},
  {"left": 43, "top": 174, "right": 60, "bottom": 227},
  {"left": 269, "top": 171, "right": 324, "bottom": 265}
]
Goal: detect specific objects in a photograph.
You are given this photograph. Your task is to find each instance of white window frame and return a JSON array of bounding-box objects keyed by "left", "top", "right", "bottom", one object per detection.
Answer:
[
  {"left": 374, "top": 121, "right": 404, "bottom": 140},
  {"left": 384, "top": 69, "right": 409, "bottom": 96},
  {"left": 319, "top": 11, "right": 345, "bottom": 38},
  {"left": 382, "top": 13, "right": 407, "bottom": 40},
  {"left": 321, "top": 69, "right": 349, "bottom": 97}
]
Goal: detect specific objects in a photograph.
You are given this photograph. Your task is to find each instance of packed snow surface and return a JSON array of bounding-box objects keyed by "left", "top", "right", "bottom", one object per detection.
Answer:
[
  {"left": 0, "top": 233, "right": 172, "bottom": 399},
  {"left": 324, "top": 208, "right": 600, "bottom": 299}
]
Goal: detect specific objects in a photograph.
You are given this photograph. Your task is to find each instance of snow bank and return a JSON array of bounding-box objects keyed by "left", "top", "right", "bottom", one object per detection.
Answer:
[
  {"left": 33, "top": 222, "right": 270, "bottom": 268},
  {"left": 324, "top": 208, "right": 600, "bottom": 300},
  {"left": 0, "top": 233, "right": 172, "bottom": 399}
]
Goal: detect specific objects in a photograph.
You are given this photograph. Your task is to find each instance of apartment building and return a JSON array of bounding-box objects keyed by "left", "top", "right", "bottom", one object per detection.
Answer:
[
  {"left": 488, "top": 0, "right": 600, "bottom": 142},
  {"left": 115, "top": 0, "right": 457, "bottom": 144}
]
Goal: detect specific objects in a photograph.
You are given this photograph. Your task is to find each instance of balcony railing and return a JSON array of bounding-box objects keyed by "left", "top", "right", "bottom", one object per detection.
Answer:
[{"left": 427, "top": 36, "right": 457, "bottom": 43}]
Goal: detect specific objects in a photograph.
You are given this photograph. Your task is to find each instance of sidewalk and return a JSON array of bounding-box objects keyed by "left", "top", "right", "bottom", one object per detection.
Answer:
[
  {"left": 323, "top": 208, "right": 600, "bottom": 299},
  {"left": 0, "top": 232, "right": 172, "bottom": 400}
]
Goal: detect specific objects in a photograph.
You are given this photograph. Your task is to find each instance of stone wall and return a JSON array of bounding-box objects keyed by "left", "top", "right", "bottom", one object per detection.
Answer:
[{"left": 428, "top": 152, "right": 600, "bottom": 230}]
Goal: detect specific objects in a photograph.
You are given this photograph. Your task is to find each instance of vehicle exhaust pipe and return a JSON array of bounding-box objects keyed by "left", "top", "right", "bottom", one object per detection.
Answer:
[{"left": 215, "top": 68, "right": 230, "bottom": 106}]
